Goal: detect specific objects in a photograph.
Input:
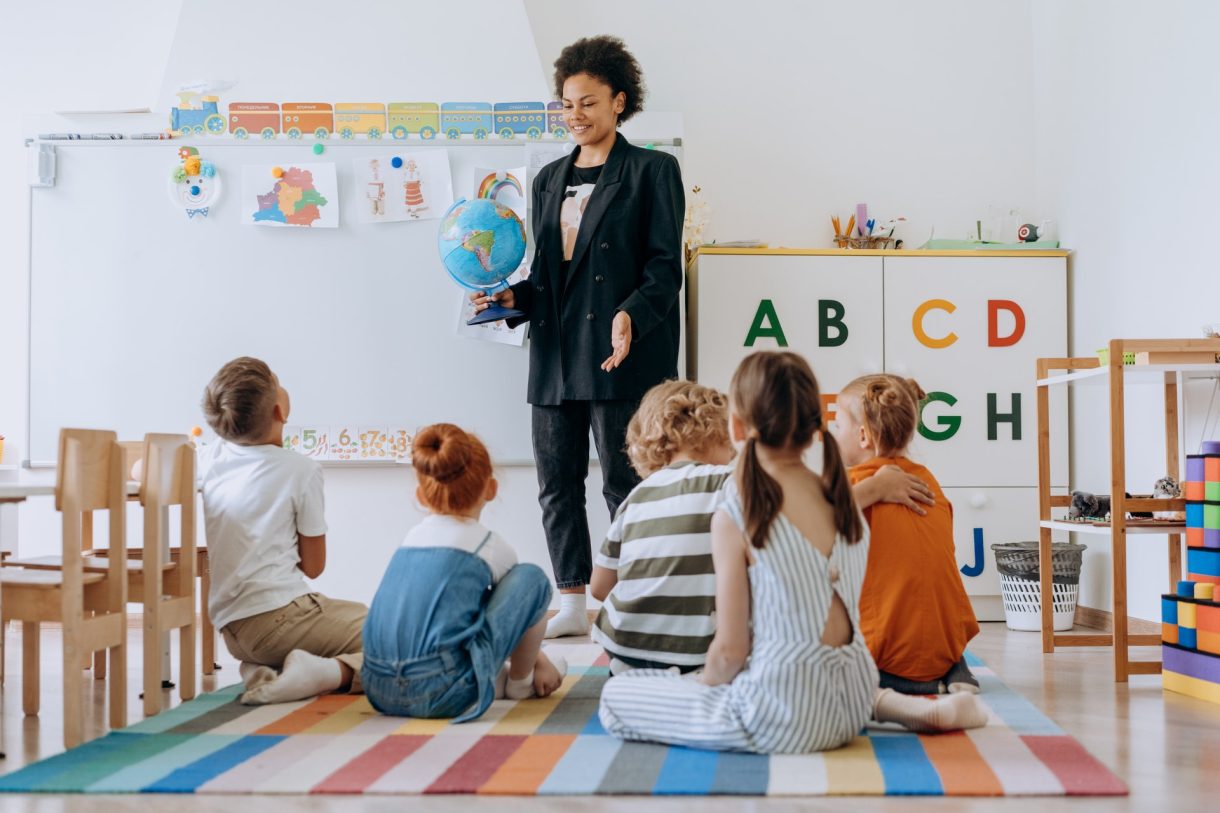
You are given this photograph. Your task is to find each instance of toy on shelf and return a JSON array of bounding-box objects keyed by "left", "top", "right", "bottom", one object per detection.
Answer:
[
  {"left": 441, "top": 102, "right": 493, "bottom": 140},
  {"left": 283, "top": 103, "right": 333, "bottom": 140},
  {"left": 1163, "top": 577, "right": 1220, "bottom": 703},
  {"left": 1153, "top": 475, "right": 1185, "bottom": 520},
  {"left": 388, "top": 103, "right": 440, "bottom": 140},
  {"left": 170, "top": 94, "right": 226, "bottom": 137},
  {"left": 493, "top": 102, "right": 546, "bottom": 140},
  {"left": 335, "top": 103, "right": 386, "bottom": 140},
  {"left": 229, "top": 103, "right": 281, "bottom": 140}
]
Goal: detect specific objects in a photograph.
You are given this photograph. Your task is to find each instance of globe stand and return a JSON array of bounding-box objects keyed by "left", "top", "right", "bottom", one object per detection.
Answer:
[{"left": 467, "top": 302, "right": 524, "bottom": 326}]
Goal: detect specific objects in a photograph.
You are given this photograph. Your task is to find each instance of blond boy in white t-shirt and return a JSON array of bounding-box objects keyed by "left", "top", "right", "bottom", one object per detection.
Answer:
[{"left": 200, "top": 356, "right": 365, "bottom": 704}]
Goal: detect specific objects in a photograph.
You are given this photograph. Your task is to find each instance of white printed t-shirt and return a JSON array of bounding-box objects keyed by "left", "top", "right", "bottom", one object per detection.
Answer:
[
  {"left": 402, "top": 514, "right": 518, "bottom": 584},
  {"left": 200, "top": 440, "right": 326, "bottom": 629}
]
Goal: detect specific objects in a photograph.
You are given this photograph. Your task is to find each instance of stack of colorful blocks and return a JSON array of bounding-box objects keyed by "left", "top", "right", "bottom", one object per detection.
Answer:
[{"left": 1164, "top": 441, "right": 1220, "bottom": 703}]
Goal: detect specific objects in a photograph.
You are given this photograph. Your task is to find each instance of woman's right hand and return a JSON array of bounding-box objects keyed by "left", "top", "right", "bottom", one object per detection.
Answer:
[{"left": 469, "top": 288, "right": 515, "bottom": 315}]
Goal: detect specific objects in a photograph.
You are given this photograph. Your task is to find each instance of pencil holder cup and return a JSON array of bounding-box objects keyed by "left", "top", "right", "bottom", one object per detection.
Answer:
[{"left": 845, "top": 236, "right": 896, "bottom": 250}]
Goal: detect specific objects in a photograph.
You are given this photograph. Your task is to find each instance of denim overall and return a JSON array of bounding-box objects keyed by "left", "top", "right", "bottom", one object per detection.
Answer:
[{"left": 361, "top": 537, "right": 552, "bottom": 723}]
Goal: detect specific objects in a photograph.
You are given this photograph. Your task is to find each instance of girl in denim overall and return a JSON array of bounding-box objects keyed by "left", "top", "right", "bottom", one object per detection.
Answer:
[{"left": 362, "top": 424, "right": 567, "bottom": 721}]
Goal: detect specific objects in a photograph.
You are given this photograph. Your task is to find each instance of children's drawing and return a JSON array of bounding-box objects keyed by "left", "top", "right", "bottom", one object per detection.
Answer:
[
  {"left": 352, "top": 151, "right": 453, "bottom": 223},
  {"left": 474, "top": 165, "right": 527, "bottom": 220},
  {"left": 168, "top": 147, "right": 222, "bottom": 219},
  {"left": 242, "top": 163, "right": 338, "bottom": 228}
]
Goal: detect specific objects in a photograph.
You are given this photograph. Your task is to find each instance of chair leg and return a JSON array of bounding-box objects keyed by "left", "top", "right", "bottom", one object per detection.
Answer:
[
  {"left": 109, "top": 636, "right": 127, "bottom": 731},
  {"left": 63, "top": 629, "right": 83, "bottom": 749},
  {"left": 143, "top": 605, "right": 161, "bottom": 717},
  {"left": 180, "top": 618, "right": 197, "bottom": 701},
  {"left": 22, "top": 622, "right": 39, "bottom": 716},
  {"left": 201, "top": 567, "right": 215, "bottom": 676}
]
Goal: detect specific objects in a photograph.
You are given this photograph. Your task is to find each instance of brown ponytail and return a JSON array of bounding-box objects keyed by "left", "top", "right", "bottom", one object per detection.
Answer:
[
  {"left": 840, "top": 374, "right": 926, "bottom": 457},
  {"left": 413, "top": 423, "right": 493, "bottom": 515},
  {"left": 730, "top": 351, "right": 864, "bottom": 547}
]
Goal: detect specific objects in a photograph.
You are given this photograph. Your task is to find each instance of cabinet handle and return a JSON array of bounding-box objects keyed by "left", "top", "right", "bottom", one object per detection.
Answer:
[{"left": 970, "top": 492, "right": 989, "bottom": 509}]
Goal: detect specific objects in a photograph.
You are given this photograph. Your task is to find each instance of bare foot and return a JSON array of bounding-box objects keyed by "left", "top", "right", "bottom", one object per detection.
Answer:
[{"left": 533, "top": 651, "right": 567, "bottom": 697}]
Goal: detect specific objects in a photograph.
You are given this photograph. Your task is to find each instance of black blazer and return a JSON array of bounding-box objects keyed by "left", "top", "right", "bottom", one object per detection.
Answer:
[{"left": 508, "top": 135, "right": 685, "bottom": 406}]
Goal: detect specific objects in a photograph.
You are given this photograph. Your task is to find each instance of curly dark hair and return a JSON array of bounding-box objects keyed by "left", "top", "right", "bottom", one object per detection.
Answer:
[{"left": 553, "top": 35, "right": 646, "bottom": 124}]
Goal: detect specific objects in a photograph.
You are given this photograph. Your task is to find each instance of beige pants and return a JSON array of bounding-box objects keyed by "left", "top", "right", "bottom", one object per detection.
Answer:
[{"left": 222, "top": 593, "right": 366, "bottom": 693}]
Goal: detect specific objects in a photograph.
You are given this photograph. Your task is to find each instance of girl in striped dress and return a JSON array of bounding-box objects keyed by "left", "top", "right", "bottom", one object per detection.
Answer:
[{"left": 598, "top": 351, "right": 988, "bottom": 753}]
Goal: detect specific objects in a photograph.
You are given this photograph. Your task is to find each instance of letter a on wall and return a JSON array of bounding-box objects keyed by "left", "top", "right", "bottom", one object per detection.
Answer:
[{"left": 744, "top": 299, "right": 789, "bottom": 347}]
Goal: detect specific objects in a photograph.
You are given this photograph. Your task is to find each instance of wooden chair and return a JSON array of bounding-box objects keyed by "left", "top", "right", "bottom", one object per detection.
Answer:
[
  {"left": 0, "top": 428, "right": 128, "bottom": 748},
  {"left": 131, "top": 434, "right": 197, "bottom": 715}
]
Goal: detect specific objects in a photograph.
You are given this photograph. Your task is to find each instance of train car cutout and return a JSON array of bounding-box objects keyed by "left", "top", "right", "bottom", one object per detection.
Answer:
[
  {"left": 229, "top": 103, "right": 281, "bottom": 140},
  {"left": 387, "top": 103, "right": 440, "bottom": 140},
  {"left": 440, "top": 102, "right": 493, "bottom": 140},
  {"left": 171, "top": 96, "right": 226, "bottom": 136},
  {"left": 493, "top": 102, "right": 546, "bottom": 140},
  {"left": 546, "top": 101, "right": 567, "bottom": 139},
  {"left": 334, "top": 103, "right": 387, "bottom": 139},
  {"left": 282, "top": 103, "right": 334, "bottom": 139}
]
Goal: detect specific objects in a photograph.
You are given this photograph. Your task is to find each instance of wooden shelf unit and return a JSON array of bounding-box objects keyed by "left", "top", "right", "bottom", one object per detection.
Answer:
[{"left": 1036, "top": 338, "right": 1220, "bottom": 681}]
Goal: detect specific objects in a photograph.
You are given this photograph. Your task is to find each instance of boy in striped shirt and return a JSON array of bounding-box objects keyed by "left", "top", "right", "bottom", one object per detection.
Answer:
[{"left": 590, "top": 380, "right": 735, "bottom": 674}]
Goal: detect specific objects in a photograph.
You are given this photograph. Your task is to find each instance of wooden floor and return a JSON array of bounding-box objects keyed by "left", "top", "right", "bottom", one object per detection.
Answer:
[{"left": 1, "top": 621, "right": 1216, "bottom": 811}]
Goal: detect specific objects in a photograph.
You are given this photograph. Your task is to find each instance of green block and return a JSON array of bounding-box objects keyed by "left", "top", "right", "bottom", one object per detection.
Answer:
[
  {"left": 1207, "top": 482, "right": 1220, "bottom": 502},
  {"left": 1206, "top": 502, "right": 1220, "bottom": 531}
]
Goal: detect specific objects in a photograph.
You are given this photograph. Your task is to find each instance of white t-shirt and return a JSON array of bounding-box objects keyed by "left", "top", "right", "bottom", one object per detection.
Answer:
[
  {"left": 200, "top": 439, "right": 326, "bottom": 629},
  {"left": 402, "top": 514, "right": 517, "bottom": 583}
]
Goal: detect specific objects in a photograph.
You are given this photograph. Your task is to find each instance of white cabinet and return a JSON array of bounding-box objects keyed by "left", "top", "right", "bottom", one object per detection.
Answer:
[
  {"left": 689, "top": 253, "right": 883, "bottom": 398},
  {"left": 688, "top": 249, "right": 1068, "bottom": 617}
]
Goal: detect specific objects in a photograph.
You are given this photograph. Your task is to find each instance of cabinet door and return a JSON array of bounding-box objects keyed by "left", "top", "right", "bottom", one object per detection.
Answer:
[
  {"left": 941, "top": 486, "right": 1046, "bottom": 622},
  {"left": 883, "top": 257, "right": 1068, "bottom": 488},
  {"left": 692, "top": 254, "right": 883, "bottom": 398}
]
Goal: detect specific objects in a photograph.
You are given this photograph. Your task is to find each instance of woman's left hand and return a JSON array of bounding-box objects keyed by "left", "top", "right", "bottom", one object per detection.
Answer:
[{"left": 601, "top": 311, "right": 633, "bottom": 371}]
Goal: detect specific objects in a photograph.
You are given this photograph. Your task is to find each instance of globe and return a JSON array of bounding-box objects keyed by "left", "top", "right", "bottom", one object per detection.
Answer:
[{"left": 437, "top": 197, "right": 527, "bottom": 326}]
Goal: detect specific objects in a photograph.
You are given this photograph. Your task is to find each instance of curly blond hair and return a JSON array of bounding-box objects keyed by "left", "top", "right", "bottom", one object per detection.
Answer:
[
  {"left": 839, "top": 374, "right": 927, "bottom": 456},
  {"left": 626, "top": 380, "right": 730, "bottom": 477}
]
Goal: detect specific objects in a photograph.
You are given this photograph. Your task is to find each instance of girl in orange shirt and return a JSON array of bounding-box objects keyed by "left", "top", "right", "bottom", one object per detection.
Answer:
[{"left": 832, "top": 374, "right": 980, "bottom": 694}]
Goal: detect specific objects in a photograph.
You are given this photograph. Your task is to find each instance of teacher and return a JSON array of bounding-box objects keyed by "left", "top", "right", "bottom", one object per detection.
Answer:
[{"left": 472, "top": 35, "right": 685, "bottom": 637}]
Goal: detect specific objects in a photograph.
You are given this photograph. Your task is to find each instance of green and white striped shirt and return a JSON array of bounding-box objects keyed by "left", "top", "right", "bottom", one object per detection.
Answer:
[{"left": 592, "top": 461, "right": 732, "bottom": 667}]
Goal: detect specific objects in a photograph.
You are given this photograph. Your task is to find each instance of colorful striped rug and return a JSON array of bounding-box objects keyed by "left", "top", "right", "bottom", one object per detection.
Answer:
[{"left": 0, "top": 647, "right": 1125, "bottom": 796}]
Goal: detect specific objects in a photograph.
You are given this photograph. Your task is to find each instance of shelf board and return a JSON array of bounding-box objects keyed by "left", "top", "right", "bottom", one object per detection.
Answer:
[
  {"left": 1037, "top": 363, "right": 1220, "bottom": 387},
  {"left": 1041, "top": 520, "right": 1186, "bottom": 535}
]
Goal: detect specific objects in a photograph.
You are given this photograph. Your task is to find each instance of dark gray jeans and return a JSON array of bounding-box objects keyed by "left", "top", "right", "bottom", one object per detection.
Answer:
[{"left": 532, "top": 400, "right": 641, "bottom": 589}]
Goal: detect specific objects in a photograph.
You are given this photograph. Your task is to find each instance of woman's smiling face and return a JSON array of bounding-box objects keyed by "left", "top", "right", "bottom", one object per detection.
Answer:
[{"left": 561, "top": 72, "right": 625, "bottom": 147}]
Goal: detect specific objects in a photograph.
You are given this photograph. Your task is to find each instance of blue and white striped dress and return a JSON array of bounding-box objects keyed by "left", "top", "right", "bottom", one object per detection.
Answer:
[{"left": 598, "top": 476, "right": 879, "bottom": 754}]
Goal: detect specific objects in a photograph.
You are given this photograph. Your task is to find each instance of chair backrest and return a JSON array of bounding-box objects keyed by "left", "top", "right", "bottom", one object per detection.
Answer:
[
  {"left": 55, "top": 429, "right": 124, "bottom": 514},
  {"left": 139, "top": 434, "right": 195, "bottom": 508}
]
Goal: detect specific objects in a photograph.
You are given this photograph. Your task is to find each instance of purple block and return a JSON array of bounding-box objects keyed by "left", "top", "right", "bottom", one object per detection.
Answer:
[
  {"left": 1202, "top": 441, "right": 1220, "bottom": 455},
  {"left": 1164, "top": 644, "right": 1220, "bottom": 683},
  {"left": 1207, "top": 529, "right": 1220, "bottom": 549},
  {"left": 1188, "top": 455, "right": 1207, "bottom": 480}
]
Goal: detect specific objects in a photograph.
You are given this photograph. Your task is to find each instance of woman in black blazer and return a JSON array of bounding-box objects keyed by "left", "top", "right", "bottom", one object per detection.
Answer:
[{"left": 472, "top": 36, "right": 684, "bottom": 637}]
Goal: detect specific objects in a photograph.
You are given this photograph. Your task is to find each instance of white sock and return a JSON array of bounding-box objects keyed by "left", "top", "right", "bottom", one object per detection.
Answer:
[
  {"left": 239, "top": 661, "right": 277, "bottom": 690},
  {"left": 505, "top": 669, "right": 537, "bottom": 700},
  {"left": 545, "top": 592, "right": 590, "bottom": 638},
  {"left": 241, "top": 649, "right": 343, "bottom": 705},
  {"left": 873, "top": 689, "right": 989, "bottom": 733}
]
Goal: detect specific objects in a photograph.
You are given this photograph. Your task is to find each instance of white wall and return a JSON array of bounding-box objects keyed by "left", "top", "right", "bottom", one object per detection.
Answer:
[
  {"left": 525, "top": 0, "right": 1045, "bottom": 247},
  {"left": 1032, "top": 0, "right": 1220, "bottom": 620}
]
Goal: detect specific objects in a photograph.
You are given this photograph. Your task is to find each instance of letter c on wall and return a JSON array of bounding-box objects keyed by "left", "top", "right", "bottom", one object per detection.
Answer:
[{"left": 912, "top": 299, "right": 958, "bottom": 348}]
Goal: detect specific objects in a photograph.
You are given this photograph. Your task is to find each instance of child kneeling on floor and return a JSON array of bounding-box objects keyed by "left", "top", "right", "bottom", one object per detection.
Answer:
[
  {"left": 590, "top": 380, "right": 735, "bottom": 675},
  {"left": 360, "top": 424, "right": 566, "bottom": 721},
  {"left": 598, "top": 351, "right": 987, "bottom": 754},
  {"left": 832, "top": 374, "right": 980, "bottom": 695}
]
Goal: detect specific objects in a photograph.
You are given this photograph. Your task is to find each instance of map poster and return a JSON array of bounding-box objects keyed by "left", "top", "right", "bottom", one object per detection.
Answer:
[{"left": 241, "top": 163, "right": 339, "bottom": 228}]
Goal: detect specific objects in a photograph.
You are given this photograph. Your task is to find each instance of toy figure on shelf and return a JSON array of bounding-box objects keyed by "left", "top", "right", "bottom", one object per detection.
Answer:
[
  {"left": 1068, "top": 491, "right": 1111, "bottom": 521},
  {"left": 1153, "top": 476, "right": 1185, "bottom": 520}
]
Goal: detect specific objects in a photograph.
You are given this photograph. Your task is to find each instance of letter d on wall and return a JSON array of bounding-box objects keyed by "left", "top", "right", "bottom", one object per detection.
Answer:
[{"left": 988, "top": 300, "right": 1026, "bottom": 347}]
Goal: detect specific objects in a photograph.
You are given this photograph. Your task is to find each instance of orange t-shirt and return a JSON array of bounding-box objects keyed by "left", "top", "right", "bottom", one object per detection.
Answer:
[{"left": 851, "top": 456, "right": 979, "bottom": 683}]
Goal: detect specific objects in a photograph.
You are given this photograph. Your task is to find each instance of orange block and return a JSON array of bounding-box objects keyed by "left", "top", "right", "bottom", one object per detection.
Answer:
[
  {"left": 1206, "top": 457, "right": 1220, "bottom": 482},
  {"left": 1163, "top": 623, "right": 1179, "bottom": 645},
  {"left": 1199, "top": 604, "right": 1220, "bottom": 634},
  {"left": 1186, "top": 482, "right": 1206, "bottom": 500},
  {"left": 1189, "top": 528, "right": 1206, "bottom": 547},
  {"left": 1199, "top": 629, "right": 1220, "bottom": 656},
  {"left": 1188, "top": 571, "right": 1220, "bottom": 585}
]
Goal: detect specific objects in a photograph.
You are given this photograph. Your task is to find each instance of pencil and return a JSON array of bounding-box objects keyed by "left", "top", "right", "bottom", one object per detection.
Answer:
[{"left": 845, "top": 215, "right": 856, "bottom": 239}]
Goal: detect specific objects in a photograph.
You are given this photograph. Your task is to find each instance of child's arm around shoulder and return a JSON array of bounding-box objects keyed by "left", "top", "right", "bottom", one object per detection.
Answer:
[
  {"left": 852, "top": 464, "right": 935, "bottom": 515},
  {"left": 700, "top": 509, "right": 752, "bottom": 686}
]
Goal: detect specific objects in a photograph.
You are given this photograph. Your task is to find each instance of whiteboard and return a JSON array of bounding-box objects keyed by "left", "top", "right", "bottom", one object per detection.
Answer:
[{"left": 26, "top": 138, "right": 682, "bottom": 464}]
